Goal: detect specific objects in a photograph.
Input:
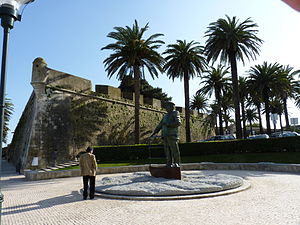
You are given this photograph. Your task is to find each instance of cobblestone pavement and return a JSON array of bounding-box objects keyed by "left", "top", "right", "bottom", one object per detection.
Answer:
[{"left": 1, "top": 160, "right": 300, "bottom": 225}]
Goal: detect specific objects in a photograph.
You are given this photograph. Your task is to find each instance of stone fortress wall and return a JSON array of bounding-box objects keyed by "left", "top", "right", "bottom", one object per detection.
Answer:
[{"left": 7, "top": 58, "right": 214, "bottom": 170}]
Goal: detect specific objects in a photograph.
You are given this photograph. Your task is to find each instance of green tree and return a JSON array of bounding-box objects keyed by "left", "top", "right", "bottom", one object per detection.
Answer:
[
  {"left": 190, "top": 93, "right": 209, "bottom": 114},
  {"left": 198, "top": 64, "right": 230, "bottom": 135},
  {"left": 247, "top": 62, "right": 283, "bottom": 134},
  {"left": 102, "top": 20, "right": 164, "bottom": 143},
  {"left": 119, "top": 75, "right": 172, "bottom": 103},
  {"left": 163, "top": 40, "right": 207, "bottom": 142},
  {"left": 276, "top": 65, "right": 300, "bottom": 129},
  {"left": 296, "top": 95, "right": 300, "bottom": 109},
  {"left": 245, "top": 108, "right": 258, "bottom": 135},
  {"left": 3, "top": 98, "right": 14, "bottom": 143},
  {"left": 296, "top": 74, "right": 300, "bottom": 108},
  {"left": 239, "top": 77, "right": 249, "bottom": 138},
  {"left": 247, "top": 84, "right": 264, "bottom": 133},
  {"left": 269, "top": 98, "right": 284, "bottom": 131},
  {"left": 205, "top": 15, "right": 263, "bottom": 139},
  {"left": 209, "top": 103, "right": 219, "bottom": 133},
  {"left": 220, "top": 90, "right": 234, "bottom": 132}
]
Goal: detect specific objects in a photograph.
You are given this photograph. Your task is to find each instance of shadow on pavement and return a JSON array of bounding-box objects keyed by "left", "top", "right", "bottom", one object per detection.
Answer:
[{"left": 2, "top": 190, "right": 82, "bottom": 216}]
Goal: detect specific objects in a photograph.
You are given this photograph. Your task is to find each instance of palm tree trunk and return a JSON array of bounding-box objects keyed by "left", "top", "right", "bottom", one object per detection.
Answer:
[
  {"left": 224, "top": 111, "right": 229, "bottom": 132},
  {"left": 223, "top": 109, "right": 229, "bottom": 132},
  {"left": 134, "top": 66, "right": 141, "bottom": 144},
  {"left": 218, "top": 112, "right": 223, "bottom": 135},
  {"left": 256, "top": 104, "right": 263, "bottom": 133},
  {"left": 214, "top": 115, "right": 218, "bottom": 134},
  {"left": 225, "top": 120, "right": 229, "bottom": 131},
  {"left": 229, "top": 53, "right": 242, "bottom": 139},
  {"left": 283, "top": 97, "right": 290, "bottom": 130},
  {"left": 263, "top": 91, "right": 271, "bottom": 134},
  {"left": 184, "top": 72, "right": 191, "bottom": 142},
  {"left": 249, "top": 120, "right": 253, "bottom": 135},
  {"left": 279, "top": 114, "right": 283, "bottom": 132},
  {"left": 215, "top": 90, "right": 223, "bottom": 135},
  {"left": 241, "top": 100, "right": 247, "bottom": 138}
]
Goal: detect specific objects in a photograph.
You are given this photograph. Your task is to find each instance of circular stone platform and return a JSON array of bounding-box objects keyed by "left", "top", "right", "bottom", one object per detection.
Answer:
[{"left": 95, "top": 171, "right": 250, "bottom": 200}]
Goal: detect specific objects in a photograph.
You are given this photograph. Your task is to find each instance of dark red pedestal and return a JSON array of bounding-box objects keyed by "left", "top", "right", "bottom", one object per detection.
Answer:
[{"left": 149, "top": 165, "right": 181, "bottom": 180}]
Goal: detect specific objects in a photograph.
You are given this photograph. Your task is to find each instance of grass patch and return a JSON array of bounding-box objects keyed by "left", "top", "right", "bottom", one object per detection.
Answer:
[{"left": 54, "top": 162, "right": 142, "bottom": 171}]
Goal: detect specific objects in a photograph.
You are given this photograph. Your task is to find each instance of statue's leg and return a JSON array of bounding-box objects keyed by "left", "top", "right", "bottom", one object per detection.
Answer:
[
  {"left": 164, "top": 138, "right": 172, "bottom": 167},
  {"left": 169, "top": 138, "right": 181, "bottom": 166}
]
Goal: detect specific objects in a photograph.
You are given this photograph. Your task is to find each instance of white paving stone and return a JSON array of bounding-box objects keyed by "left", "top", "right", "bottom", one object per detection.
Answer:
[{"left": 1, "top": 160, "right": 300, "bottom": 225}]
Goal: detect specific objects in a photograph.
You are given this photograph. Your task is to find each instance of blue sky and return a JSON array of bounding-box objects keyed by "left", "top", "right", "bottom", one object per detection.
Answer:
[{"left": 1, "top": 0, "right": 300, "bottom": 144}]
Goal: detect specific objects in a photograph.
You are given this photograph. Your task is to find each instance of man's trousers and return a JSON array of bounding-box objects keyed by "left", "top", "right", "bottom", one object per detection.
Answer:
[{"left": 82, "top": 175, "right": 95, "bottom": 199}]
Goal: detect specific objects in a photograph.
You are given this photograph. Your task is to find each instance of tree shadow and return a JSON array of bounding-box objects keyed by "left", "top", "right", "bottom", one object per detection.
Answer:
[
  {"left": 1, "top": 176, "right": 60, "bottom": 190},
  {"left": 2, "top": 190, "right": 82, "bottom": 216},
  {"left": 196, "top": 168, "right": 297, "bottom": 180}
]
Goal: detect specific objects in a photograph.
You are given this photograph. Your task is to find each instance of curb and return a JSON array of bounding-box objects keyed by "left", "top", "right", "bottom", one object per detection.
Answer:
[
  {"left": 95, "top": 180, "right": 251, "bottom": 201},
  {"left": 24, "top": 162, "right": 300, "bottom": 181}
]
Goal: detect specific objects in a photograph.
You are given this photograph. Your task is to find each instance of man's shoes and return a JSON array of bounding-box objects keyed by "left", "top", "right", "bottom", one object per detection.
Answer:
[
  {"left": 90, "top": 197, "right": 94, "bottom": 200},
  {"left": 83, "top": 197, "right": 87, "bottom": 200}
]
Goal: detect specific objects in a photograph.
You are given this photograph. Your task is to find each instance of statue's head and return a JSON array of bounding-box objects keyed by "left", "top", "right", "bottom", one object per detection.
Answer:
[{"left": 165, "top": 102, "right": 175, "bottom": 113}]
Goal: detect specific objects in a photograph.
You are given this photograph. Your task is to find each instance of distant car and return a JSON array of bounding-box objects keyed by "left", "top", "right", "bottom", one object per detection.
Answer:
[
  {"left": 270, "top": 131, "right": 300, "bottom": 138},
  {"left": 247, "top": 134, "right": 269, "bottom": 139},
  {"left": 203, "top": 134, "right": 235, "bottom": 142}
]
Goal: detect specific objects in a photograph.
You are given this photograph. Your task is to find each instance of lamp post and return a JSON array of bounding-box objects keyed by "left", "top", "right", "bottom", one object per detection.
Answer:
[{"left": 0, "top": 0, "right": 34, "bottom": 221}]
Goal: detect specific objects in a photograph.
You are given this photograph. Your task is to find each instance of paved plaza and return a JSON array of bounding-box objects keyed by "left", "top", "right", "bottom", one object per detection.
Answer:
[{"left": 1, "top": 160, "right": 300, "bottom": 225}]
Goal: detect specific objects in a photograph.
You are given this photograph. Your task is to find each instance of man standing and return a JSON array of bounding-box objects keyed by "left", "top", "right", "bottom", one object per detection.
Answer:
[
  {"left": 152, "top": 102, "right": 181, "bottom": 167},
  {"left": 79, "top": 147, "right": 97, "bottom": 200}
]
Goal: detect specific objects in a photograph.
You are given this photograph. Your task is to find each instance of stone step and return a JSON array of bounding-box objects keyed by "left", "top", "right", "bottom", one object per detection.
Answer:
[
  {"left": 44, "top": 161, "right": 79, "bottom": 171},
  {"left": 46, "top": 166, "right": 57, "bottom": 170}
]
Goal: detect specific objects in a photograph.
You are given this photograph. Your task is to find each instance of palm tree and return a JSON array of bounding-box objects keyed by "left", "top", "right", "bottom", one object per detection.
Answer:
[
  {"left": 163, "top": 40, "right": 207, "bottom": 142},
  {"left": 119, "top": 75, "right": 172, "bottom": 103},
  {"left": 198, "top": 64, "right": 230, "bottom": 135},
  {"left": 296, "top": 74, "right": 300, "bottom": 108},
  {"left": 239, "top": 77, "right": 249, "bottom": 138},
  {"left": 220, "top": 90, "right": 234, "bottom": 132},
  {"left": 245, "top": 108, "right": 258, "bottom": 135},
  {"left": 3, "top": 98, "right": 14, "bottom": 143},
  {"left": 102, "top": 20, "right": 164, "bottom": 143},
  {"left": 247, "top": 85, "right": 264, "bottom": 133},
  {"left": 223, "top": 111, "right": 234, "bottom": 132},
  {"left": 247, "top": 62, "right": 282, "bottom": 134},
  {"left": 269, "top": 98, "right": 284, "bottom": 131},
  {"left": 205, "top": 15, "right": 263, "bottom": 139},
  {"left": 198, "top": 112, "right": 216, "bottom": 139},
  {"left": 209, "top": 103, "right": 219, "bottom": 133},
  {"left": 190, "top": 93, "right": 209, "bottom": 114},
  {"left": 296, "top": 95, "right": 300, "bottom": 109},
  {"left": 276, "top": 65, "right": 300, "bottom": 129}
]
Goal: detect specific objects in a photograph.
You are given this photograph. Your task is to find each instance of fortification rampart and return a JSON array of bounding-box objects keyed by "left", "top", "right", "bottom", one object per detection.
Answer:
[{"left": 8, "top": 57, "right": 214, "bottom": 170}]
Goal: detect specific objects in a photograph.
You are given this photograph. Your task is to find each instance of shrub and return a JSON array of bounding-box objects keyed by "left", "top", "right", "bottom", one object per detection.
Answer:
[
  {"left": 93, "top": 144, "right": 164, "bottom": 162},
  {"left": 93, "top": 136, "right": 300, "bottom": 162}
]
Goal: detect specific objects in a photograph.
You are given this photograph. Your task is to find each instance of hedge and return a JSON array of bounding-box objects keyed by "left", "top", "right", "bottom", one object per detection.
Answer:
[
  {"left": 93, "top": 136, "right": 300, "bottom": 162},
  {"left": 93, "top": 144, "right": 164, "bottom": 162}
]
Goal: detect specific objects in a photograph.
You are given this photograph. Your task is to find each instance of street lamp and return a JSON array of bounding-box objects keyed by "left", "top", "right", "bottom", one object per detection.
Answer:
[{"left": 0, "top": 0, "right": 34, "bottom": 221}]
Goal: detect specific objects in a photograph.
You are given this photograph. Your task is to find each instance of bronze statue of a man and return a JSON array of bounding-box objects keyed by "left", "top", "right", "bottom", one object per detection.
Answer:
[{"left": 151, "top": 102, "right": 181, "bottom": 167}]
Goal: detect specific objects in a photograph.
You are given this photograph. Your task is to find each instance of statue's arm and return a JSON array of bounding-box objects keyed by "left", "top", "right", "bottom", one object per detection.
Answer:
[{"left": 152, "top": 120, "right": 163, "bottom": 136}]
